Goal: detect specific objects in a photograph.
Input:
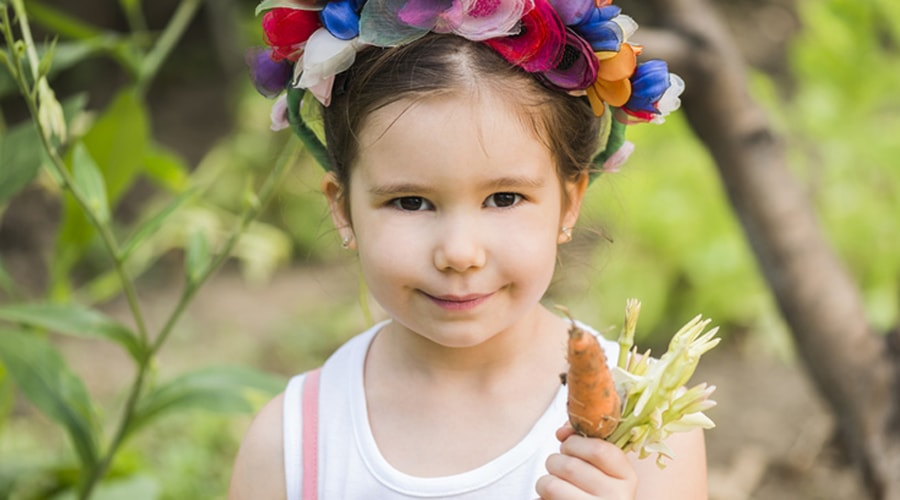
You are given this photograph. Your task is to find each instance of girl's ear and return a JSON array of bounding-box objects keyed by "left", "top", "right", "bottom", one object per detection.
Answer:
[
  {"left": 559, "top": 173, "right": 590, "bottom": 240},
  {"left": 322, "top": 172, "right": 356, "bottom": 249}
]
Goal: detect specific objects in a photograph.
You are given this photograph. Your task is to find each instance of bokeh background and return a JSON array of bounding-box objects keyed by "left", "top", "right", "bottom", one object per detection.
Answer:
[{"left": 1, "top": 0, "right": 898, "bottom": 498}]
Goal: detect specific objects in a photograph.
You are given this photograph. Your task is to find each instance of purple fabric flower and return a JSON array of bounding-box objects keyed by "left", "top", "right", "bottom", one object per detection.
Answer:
[
  {"left": 572, "top": 5, "right": 624, "bottom": 52},
  {"left": 539, "top": 28, "right": 598, "bottom": 91},
  {"left": 322, "top": 0, "right": 365, "bottom": 40},
  {"left": 397, "top": 0, "right": 452, "bottom": 29},
  {"left": 246, "top": 48, "right": 292, "bottom": 98},
  {"left": 547, "top": 0, "right": 593, "bottom": 25}
]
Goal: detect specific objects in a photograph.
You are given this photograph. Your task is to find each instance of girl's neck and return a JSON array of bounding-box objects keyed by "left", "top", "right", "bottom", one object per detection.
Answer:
[
  {"left": 370, "top": 304, "right": 568, "bottom": 386},
  {"left": 362, "top": 304, "right": 571, "bottom": 476}
]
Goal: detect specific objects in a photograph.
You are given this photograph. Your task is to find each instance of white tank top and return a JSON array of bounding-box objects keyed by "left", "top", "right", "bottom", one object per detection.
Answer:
[{"left": 283, "top": 321, "right": 619, "bottom": 499}]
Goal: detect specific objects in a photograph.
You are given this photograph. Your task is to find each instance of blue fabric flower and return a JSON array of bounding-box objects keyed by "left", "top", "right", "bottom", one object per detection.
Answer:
[
  {"left": 625, "top": 60, "right": 670, "bottom": 115},
  {"left": 322, "top": 0, "right": 365, "bottom": 40},
  {"left": 572, "top": 6, "right": 624, "bottom": 52}
]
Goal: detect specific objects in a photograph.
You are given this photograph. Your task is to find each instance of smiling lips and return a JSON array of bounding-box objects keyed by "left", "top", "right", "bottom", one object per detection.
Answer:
[{"left": 425, "top": 292, "right": 495, "bottom": 311}]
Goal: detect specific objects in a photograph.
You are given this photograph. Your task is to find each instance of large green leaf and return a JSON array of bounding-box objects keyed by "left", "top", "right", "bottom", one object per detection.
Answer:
[
  {"left": 0, "top": 94, "right": 88, "bottom": 204},
  {"left": 0, "top": 329, "right": 99, "bottom": 468},
  {"left": 81, "top": 87, "right": 149, "bottom": 201},
  {"left": 24, "top": 1, "right": 103, "bottom": 40},
  {"left": 0, "top": 302, "right": 143, "bottom": 360},
  {"left": 142, "top": 144, "right": 189, "bottom": 192},
  {"left": 128, "top": 366, "right": 284, "bottom": 435},
  {"left": 0, "top": 121, "right": 45, "bottom": 204}
]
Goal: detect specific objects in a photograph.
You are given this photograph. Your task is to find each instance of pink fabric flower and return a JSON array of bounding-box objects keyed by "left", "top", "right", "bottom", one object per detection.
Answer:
[
  {"left": 601, "top": 140, "right": 634, "bottom": 172},
  {"left": 482, "top": 0, "right": 565, "bottom": 72},
  {"left": 439, "top": 0, "right": 533, "bottom": 41},
  {"left": 270, "top": 93, "right": 291, "bottom": 130}
]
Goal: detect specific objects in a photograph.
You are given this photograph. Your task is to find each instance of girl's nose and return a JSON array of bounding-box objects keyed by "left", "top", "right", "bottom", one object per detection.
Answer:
[{"left": 433, "top": 217, "right": 487, "bottom": 273}]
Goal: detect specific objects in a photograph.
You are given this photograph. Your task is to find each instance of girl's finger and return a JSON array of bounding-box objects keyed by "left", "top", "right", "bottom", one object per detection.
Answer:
[
  {"left": 560, "top": 435, "right": 636, "bottom": 482},
  {"left": 535, "top": 472, "right": 593, "bottom": 500},
  {"left": 556, "top": 422, "right": 576, "bottom": 442},
  {"left": 544, "top": 452, "right": 607, "bottom": 497}
]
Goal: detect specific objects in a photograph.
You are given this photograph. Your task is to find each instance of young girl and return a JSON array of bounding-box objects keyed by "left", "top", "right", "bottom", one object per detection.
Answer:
[{"left": 231, "top": 1, "right": 706, "bottom": 498}]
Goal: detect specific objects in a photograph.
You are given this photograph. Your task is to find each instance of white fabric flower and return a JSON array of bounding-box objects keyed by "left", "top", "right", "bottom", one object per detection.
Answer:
[{"left": 295, "top": 28, "right": 362, "bottom": 105}]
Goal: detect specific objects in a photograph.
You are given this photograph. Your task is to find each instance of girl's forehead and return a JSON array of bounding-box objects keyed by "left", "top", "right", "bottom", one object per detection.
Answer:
[
  {"left": 358, "top": 91, "right": 537, "bottom": 149},
  {"left": 353, "top": 93, "right": 557, "bottom": 188}
]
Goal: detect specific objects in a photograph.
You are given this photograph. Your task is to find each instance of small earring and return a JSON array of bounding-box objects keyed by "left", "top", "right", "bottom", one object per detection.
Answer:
[
  {"left": 560, "top": 226, "right": 572, "bottom": 242},
  {"left": 341, "top": 235, "right": 353, "bottom": 249}
]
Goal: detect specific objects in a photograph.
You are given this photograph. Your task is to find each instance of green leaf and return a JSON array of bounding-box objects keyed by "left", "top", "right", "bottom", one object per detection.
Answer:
[
  {"left": 36, "top": 37, "right": 57, "bottom": 78},
  {"left": 118, "top": 188, "right": 196, "bottom": 263},
  {"left": 255, "top": 0, "right": 316, "bottom": 15},
  {"left": 184, "top": 229, "right": 209, "bottom": 284},
  {"left": 0, "top": 120, "right": 45, "bottom": 203},
  {"left": 0, "top": 40, "right": 110, "bottom": 98},
  {"left": 0, "top": 93, "right": 85, "bottom": 200},
  {"left": 71, "top": 142, "right": 110, "bottom": 224},
  {"left": 128, "top": 366, "right": 284, "bottom": 434},
  {"left": 0, "top": 302, "right": 143, "bottom": 360},
  {"left": 0, "top": 361, "right": 15, "bottom": 431},
  {"left": 50, "top": 475, "right": 160, "bottom": 500},
  {"left": 26, "top": 0, "right": 103, "bottom": 40},
  {"left": 81, "top": 87, "right": 148, "bottom": 202},
  {"left": 0, "top": 255, "right": 20, "bottom": 299},
  {"left": 142, "top": 144, "right": 189, "bottom": 192},
  {"left": 0, "top": 328, "right": 99, "bottom": 468}
]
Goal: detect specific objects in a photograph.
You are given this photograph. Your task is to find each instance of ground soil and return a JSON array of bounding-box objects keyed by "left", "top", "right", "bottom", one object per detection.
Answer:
[{"left": 60, "top": 263, "right": 868, "bottom": 500}]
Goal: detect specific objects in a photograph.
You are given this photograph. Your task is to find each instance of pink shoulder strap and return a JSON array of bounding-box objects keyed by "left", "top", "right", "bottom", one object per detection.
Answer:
[{"left": 301, "top": 368, "right": 321, "bottom": 500}]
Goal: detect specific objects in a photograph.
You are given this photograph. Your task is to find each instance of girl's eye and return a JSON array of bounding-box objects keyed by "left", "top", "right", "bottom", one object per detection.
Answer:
[
  {"left": 392, "top": 196, "right": 432, "bottom": 211},
  {"left": 485, "top": 192, "right": 522, "bottom": 208}
]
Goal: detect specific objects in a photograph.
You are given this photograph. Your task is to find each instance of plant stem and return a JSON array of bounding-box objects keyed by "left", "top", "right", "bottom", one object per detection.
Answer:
[
  {"left": 80, "top": 142, "right": 300, "bottom": 499},
  {"left": 152, "top": 143, "right": 300, "bottom": 354},
  {"left": 10, "top": 0, "right": 41, "bottom": 83},
  {"left": 135, "top": 0, "right": 201, "bottom": 96},
  {"left": 119, "top": 0, "right": 148, "bottom": 37}
]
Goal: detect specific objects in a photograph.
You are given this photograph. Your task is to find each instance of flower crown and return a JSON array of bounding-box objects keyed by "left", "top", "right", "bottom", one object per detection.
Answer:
[{"left": 249, "top": 0, "right": 685, "bottom": 174}]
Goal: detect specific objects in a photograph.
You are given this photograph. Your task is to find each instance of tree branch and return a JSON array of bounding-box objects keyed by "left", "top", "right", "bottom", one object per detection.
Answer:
[{"left": 642, "top": 0, "right": 900, "bottom": 497}]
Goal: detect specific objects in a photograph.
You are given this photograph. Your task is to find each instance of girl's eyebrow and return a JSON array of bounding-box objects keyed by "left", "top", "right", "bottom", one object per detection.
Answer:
[
  {"left": 368, "top": 182, "right": 431, "bottom": 196},
  {"left": 484, "top": 175, "right": 546, "bottom": 190},
  {"left": 368, "top": 175, "right": 545, "bottom": 196}
]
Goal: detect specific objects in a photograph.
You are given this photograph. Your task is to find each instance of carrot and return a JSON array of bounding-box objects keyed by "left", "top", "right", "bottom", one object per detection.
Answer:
[{"left": 564, "top": 321, "right": 621, "bottom": 439}]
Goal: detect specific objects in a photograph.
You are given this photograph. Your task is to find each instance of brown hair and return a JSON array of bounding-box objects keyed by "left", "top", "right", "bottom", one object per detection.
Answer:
[{"left": 322, "top": 34, "right": 601, "bottom": 196}]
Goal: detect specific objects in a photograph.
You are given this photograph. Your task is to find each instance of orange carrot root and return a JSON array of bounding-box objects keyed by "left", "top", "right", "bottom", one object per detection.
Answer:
[{"left": 565, "top": 322, "right": 621, "bottom": 439}]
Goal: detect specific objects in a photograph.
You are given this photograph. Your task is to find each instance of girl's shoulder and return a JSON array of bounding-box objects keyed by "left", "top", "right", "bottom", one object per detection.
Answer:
[
  {"left": 230, "top": 322, "right": 384, "bottom": 499},
  {"left": 228, "top": 391, "right": 287, "bottom": 499}
]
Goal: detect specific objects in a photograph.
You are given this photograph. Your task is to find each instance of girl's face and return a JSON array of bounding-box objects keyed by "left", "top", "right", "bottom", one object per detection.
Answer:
[{"left": 325, "top": 92, "right": 588, "bottom": 349}]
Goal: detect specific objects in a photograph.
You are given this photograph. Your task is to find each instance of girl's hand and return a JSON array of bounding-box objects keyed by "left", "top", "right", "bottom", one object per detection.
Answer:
[{"left": 535, "top": 423, "right": 637, "bottom": 500}]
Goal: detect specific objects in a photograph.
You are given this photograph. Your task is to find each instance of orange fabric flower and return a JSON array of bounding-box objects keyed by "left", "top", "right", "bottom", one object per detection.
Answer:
[{"left": 586, "top": 42, "right": 638, "bottom": 116}]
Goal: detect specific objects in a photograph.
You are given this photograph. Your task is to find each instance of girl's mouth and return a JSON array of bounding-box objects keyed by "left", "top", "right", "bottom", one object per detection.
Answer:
[{"left": 425, "top": 292, "right": 494, "bottom": 311}]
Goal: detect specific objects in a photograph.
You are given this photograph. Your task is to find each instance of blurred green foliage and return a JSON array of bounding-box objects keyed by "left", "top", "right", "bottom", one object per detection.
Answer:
[
  {"left": 1, "top": 0, "right": 899, "bottom": 498},
  {"left": 554, "top": 0, "right": 900, "bottom": 350},
  {"left": 0, "top": 1, "right": 289, "bottom": 498}
]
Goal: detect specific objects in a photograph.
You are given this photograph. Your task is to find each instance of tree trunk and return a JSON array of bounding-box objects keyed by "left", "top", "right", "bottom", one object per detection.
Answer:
[{"left": 640, "top": 0, "right": 900, "bottom": 497}]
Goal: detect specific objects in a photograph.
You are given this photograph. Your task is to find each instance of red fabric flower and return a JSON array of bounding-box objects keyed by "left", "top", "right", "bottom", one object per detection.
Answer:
[
  {"left": 482, "top": 0, "right": 565, "bottom": 72},
  {"left": 262, "top": 8, "right": 322, "bottom": 62}
]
